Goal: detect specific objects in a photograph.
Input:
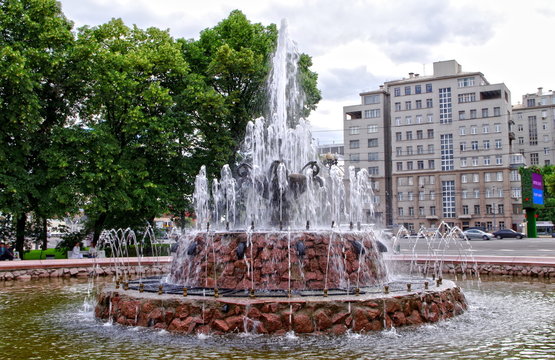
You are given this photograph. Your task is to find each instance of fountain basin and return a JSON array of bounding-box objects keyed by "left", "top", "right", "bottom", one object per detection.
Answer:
[
  {"left": 95, "top": 279, "right": 467, "bottom": 335},
  {"left": 169, "top": 231, "right": 387, "bottom": 291}
]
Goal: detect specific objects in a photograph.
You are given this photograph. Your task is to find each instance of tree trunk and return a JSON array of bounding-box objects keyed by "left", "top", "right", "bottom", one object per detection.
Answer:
[
  {"left": 41, "top": 217, "right": 48, "bottom": 250},
  {"left": 92, "top": 212, "right": 107, "bottom": 246},
  {"left": 15, "top": 213, "right": 27, "bottom": 257}
]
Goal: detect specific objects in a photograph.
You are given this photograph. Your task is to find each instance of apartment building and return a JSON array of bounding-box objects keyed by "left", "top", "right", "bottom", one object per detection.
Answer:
[
  {"left": 344, "top": 60, "right": 525, "bottom": 232},
  {"left": 511, "top": 88, "right": 555, "bottom": 167}
]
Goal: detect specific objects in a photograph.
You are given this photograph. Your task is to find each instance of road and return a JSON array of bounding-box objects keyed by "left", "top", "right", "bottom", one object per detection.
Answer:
[{"left": 396, "top": 236, "right": 555, "bottom": 258}]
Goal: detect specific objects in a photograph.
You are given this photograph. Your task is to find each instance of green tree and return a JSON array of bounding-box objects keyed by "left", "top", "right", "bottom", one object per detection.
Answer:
[
  {"left": 68, "top": 19, "right": 193, "bottom": 242},
  {"left": 0, "top": 0, "right": 80, "bottom": 254},
  {"left": 180, "top": 10, "right": 321, "bottom": 179}
]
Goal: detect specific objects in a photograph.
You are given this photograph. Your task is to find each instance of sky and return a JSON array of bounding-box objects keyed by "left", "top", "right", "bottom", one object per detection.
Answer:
[{"left": 58, "top": 0, "right": 555, "bottom": 145}]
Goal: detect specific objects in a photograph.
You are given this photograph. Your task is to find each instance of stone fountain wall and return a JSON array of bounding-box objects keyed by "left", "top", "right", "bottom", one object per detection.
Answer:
[
  {"left": 169, "top": 231, "right": 387, "bottom": 291},
  {"left": 95, "top": 280, "right": 467, "bottom": 335}
]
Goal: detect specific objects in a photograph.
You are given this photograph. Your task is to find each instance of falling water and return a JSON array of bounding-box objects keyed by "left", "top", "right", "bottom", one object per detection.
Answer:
[{"left": 192, "top": 20, "right": 375, "bottom": 231}]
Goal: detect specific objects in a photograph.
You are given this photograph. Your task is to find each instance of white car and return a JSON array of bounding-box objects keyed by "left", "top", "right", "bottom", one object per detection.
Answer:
[{"left": 462, "top": 229, "right": 494, "bottom": 240}]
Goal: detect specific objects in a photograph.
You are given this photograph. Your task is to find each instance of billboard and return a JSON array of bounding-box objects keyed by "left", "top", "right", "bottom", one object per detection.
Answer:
[{"left": 521, "top": 168, "right": 545, "bottom": 209}]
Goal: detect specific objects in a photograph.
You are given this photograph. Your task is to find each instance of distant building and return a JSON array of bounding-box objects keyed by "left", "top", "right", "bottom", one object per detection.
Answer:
[
  {"left": 511, "top": 88, "right": 555, "bottom": 166},
  {"left": 344, "top": 60, "right": 532, "bottom": 232}
]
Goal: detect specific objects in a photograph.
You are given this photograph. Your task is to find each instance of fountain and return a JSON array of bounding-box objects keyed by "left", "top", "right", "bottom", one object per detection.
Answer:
[{"left": 95, "top": 20, "right": 467, "bottom": 334}]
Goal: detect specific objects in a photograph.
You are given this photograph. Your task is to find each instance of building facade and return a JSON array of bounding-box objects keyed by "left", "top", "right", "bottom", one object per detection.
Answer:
[
  {"left": 344, "top": 60, "right": 532, "bottom": 233},
  {"left": 511, "top": 88, "right": 555, "bottom": 167}
]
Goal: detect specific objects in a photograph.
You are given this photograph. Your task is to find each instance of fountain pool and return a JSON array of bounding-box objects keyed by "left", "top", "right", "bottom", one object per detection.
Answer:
[{"left": 2, "top": 277, "right": 554, "bottom": 360}]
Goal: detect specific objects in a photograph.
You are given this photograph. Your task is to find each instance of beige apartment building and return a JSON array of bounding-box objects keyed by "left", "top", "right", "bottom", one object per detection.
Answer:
[
  {"left": 511, "top": 88, "right": 555, "bottom": 167},
  {"left": 344, "top": 60, "right": 538, "bottom": 233}
]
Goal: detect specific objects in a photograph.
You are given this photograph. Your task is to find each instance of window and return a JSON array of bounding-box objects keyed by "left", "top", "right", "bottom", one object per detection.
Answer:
[
  {"left": 495, "top": 139, "right": 502, "bottom": 149},
  {"left": 419, "top": 191, "right": 425, "bottom": 200},
  {"left": 426, "top": 83, "right": 432, "bottom": 93},
  {"left": 406, "top": 131, "right": 413, "bottom": 140},
  {"left": 470, "top": 109, "right": 477, "bottom": 119},
  {"left": 430, "top": 191, "right": 436, "bottom": 200},
  {"left": 368, "top": 152, "right": 379, "bottom": 161},
  {"left": 426, "top": 98, "right": 433, "bottom": 108},
  {"left": 494, "top": 123, "right": 501, "bottom": 132},
  {"left": 417, "top": 130, "right": 423, "bottom": 140},
  {"left": 417, "top": 160, "right": 424, "bottom": 169},
  {"left": 461, "top": 157, "right": 467, "bottom": 167},
  {"left": 474, "top": 205, "right": 480, "bottom": 215},
  {"left": 439, "top": 88, "right": 452, "bottom": 124},
  {"left": 472, "top": 157, "right": 478, "bottom": 166},
  {"left": 482, "top": 108, "right": 489, "bottom": 118},
  {"left": 364, "top": 109, "right": 380, "bottom": 118},
  {"left": 484, "top": 156, "right": 491, "bottom": 165},
  {"left": 405, "top": 86, "right": 411, "bottom": 95},
  {"left": 416, "top": 115, "right": 422, "bottom": 123},
  {"left": 474, "top": 190, "right": 480, "bottom": 199},
  {"left": 415, "top": 85, "right": 422, "bottom": 94},
  {"left": 396, "top": 132, "right": 402, "bottom": 141},
  {"left": 427, "top": 144, "right": 434, "bottom": 153},
  {"left": 510, "top": 170, "right": 520, "bottom": 181},
  {"left": 368, "top": 138, "right": 378, "bottom": 147},
  {"left": 473, "top": 174, "right": 479, "bottom": 182},
  {"left": 518, "top": 137, "right": 524, "bottom": 145},
  {"left": 493, "top": 107, "right": 500, "bottom": 116},
  {"left": 529, "top": 116, "right": 538, "bottom": 145},
  {"left": 416, "top": 100, "right": 422, "bottom": 109},
  {"left": 396, "top": 162, "right": 403, "bottom": 171},
  {"left": 496, "top": 172, "right": 503, "bottom": 182},
  {"left": 527, "top": 98, "right": 535, "bottom": 107},
  {"left": 405, "top": 101, "right": 412, "bottom": 110},
  {"left": 396, "top": 147, "right": 402, "bottom": 156},
  {"left": 430, "top": 206, "right": 436, "bottom": 216},
  {"left": 530, "top": 152, "right": 539, "bottom": 165},
  {"left": 394, "top": 87, "right": 401, "bottom": 96},
  {"left": 483, "top": 124, "right": 489, "bottom": 133},
  {"left": 367, "top": 124, "right": 378, "bottom": 133},
  {"left": 408, "top": 207, "right": 415, "bottom": 216},
  {"left": 350, "top": 140, "right": 360, "bottom": 149},
  {"left": 485, "top": 173, "right": 492, "bottom": 182},
  {"left": 483, "top": 140, "right": 490, "bottom": 149},
  {"left": 442, "top": 180, "right": 456, "bottom": 218},
  {"left": 471, "top": 141, "right": 478, "bottom": 150},
  {"left": 407, "top": 161, "right": 413, "bottom": 170},
  {"left": 419, "top": 207, "right": 425, "bottom": 216},
  {"left": 364, "top": 94, "right": 380, "bottom": 104},
  {"left": 395, "top": 102, "right": 401, "bottom": 111},
  {"left": 349, "top": 126, "right": 360, "bottom": 135},
  {"left": 461, "top": 174, "right": 468, "bottom": 183},
  {"left": 349, "top": 153, "right": 360, "bottom": 161},
  {"left": 496, "top": 155, "right": 502, "bottom": 165},
  {"left": 427, "top": 114, "right": 433, "bottom": 123},
  {"left": 398, "top": 207, "right": 404, "bottom": 216},
  {"left": 395, "top": 117, "right": 402, "bottom": 126},
  {"left": 459, "top": 111, "right": 466, "bottom": 120},
  {"left": 417, "top": 145, "right": 424, "bottom": 154},
  {"left": 458, "top": 93, "right": 476, "bottom": 103},
  {"left": 427, "top": 129, "right": 434, "bottom": 138},
  {"left": 406, "top": 146, "right": 413, "bottom": 155},
  {"left": 440, "top": 134, "right": 454, "bottom": 171},
  {"left": 462, "top": 205, "right": 469, "bottom": 215},
  {"left": 406, "top": 116, "right": 412, "bottom": 124},
  {"left": 408, "top": 191, "right": 414, "bottom": 201},
  {"left": 458, "top": 77, "right": 475, "bottom": 87},
  {"left": 428, "top": 159, "right": 435, "bottom": 169},
  {"left": 470, "top": 126, "right": 477, "bottom": 134},
  {"left": 460, "top": 142, "right": 467, "bottom": 151},
  {"left": 459, "top": 126, "right": 466, "bottom": 135}
]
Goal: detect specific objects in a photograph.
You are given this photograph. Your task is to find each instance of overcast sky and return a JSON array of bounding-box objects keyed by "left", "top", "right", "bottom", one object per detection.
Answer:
[{"left": 58, "top": 0, "right": 555, "bottom": 145}]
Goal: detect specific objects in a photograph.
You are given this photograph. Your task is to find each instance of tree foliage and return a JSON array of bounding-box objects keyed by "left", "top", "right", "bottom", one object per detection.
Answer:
[{"left": 0, "top": 5, "right": 322, "bottom": 242}]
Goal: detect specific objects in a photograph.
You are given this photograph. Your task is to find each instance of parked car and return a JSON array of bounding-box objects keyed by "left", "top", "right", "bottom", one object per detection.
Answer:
[
  {"left": 462, "top": 229, "right": 494, "bottom": 240},
  {"left": 492, "top": 229, "right": 525, "bottom": 239}
]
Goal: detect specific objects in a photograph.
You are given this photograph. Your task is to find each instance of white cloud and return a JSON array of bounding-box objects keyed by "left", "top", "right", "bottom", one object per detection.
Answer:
[{"left": 58, "top": 0, "right": 555, "bottom": 144}]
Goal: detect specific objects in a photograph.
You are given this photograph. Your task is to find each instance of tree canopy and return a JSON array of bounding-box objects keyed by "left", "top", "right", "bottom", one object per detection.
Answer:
[{"left": 0, "top": 4, "right": 321, "bottom": 244}]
